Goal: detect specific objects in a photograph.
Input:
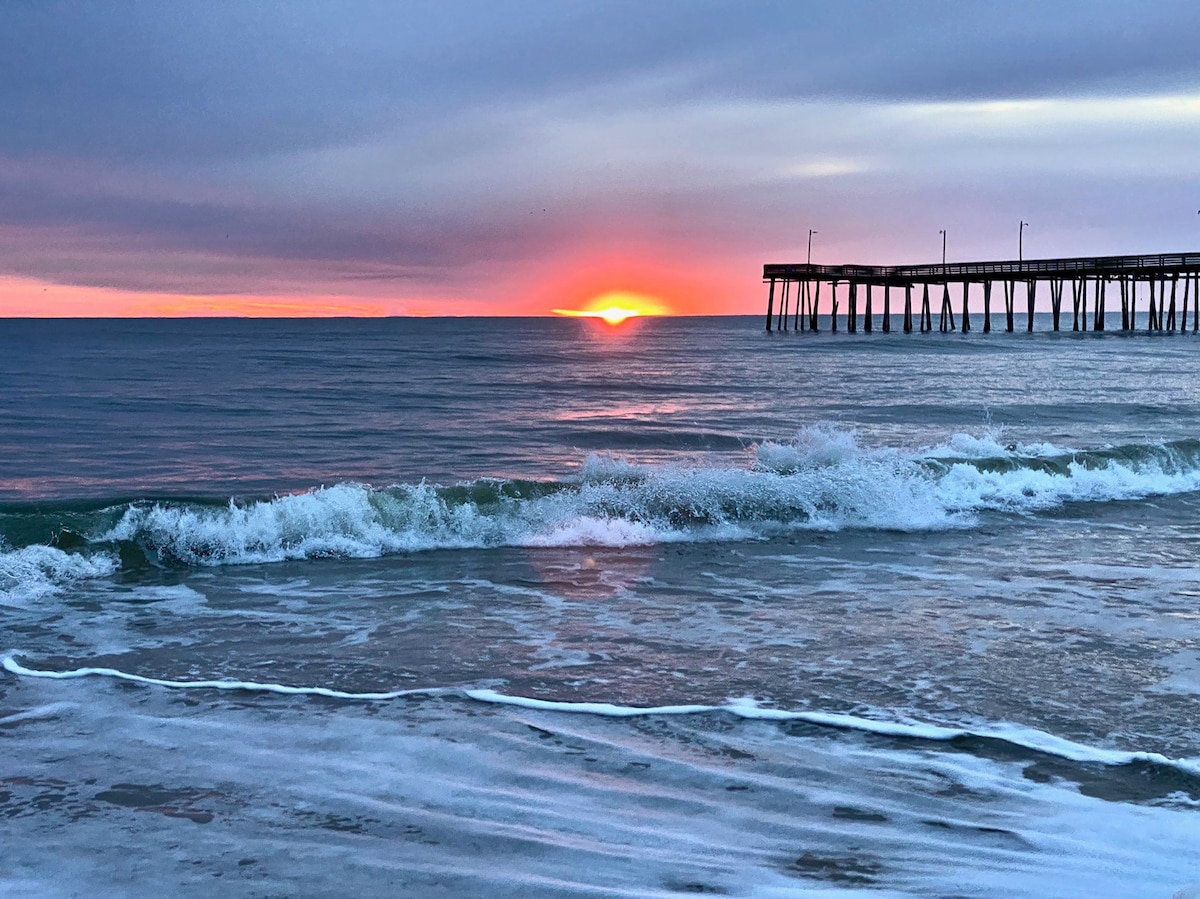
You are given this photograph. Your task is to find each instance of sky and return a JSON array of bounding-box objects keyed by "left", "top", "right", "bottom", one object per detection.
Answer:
[{"left": 1, "top": 0, "right": 1198, "bottom": 317}]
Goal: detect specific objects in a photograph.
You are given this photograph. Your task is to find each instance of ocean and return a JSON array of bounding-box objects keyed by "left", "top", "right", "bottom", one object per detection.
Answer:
[{"left": 2, "top": 315, "right": 1200, "bottom": 897}]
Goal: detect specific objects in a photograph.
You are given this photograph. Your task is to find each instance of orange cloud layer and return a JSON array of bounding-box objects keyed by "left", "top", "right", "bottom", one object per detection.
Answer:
[
  {"left": 0, "top": 241, "right": 753, "bottom": 317},
  {"left": 511, "top": 245, "right": 743, "bottom": 318},
  {"left": 0, "top": 275, "right": 419, "bottom": 317}
]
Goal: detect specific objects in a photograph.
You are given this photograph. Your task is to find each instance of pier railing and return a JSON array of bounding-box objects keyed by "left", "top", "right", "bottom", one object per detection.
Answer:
[{"left": 764, "top": 252, "right": 1200, "bottom": 285}]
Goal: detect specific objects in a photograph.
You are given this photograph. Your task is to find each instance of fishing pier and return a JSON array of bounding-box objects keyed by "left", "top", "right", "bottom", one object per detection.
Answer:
[{"left": 763, "top": 252, "right": 1200, "bottom": 334}]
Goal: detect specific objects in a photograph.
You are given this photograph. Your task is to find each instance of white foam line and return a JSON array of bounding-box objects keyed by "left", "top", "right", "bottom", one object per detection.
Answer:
[
  {"left": 468, "top": 690, "right": 965, "bottom": 736},
  {"left": 464, "top": 689, "right": 714, "bottom": 717},
  {"left": 465, "top": 690, "right": 1200, "bottom": 776},
  {"left": 8, "top": 655, "right": 1200, "bottom": 777},
  {"left": 1, "top": 656, "right": 440, "bottom": 701}
]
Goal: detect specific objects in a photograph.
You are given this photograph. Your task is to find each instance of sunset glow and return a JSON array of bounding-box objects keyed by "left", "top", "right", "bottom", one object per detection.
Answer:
[
  {"left": 551, "top": 291, "right": 671, "bottom": 325},
  {"left": 4, "top": 6, "right": 1198, "bottom": 319}
]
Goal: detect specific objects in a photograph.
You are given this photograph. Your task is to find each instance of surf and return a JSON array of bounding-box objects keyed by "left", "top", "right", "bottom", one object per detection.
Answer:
[
  {"left": 5, "top": 427, "right": 1200, "bottom": 599},
  {"left": 7, "top": 653, "right": 1200, "bottom": 787}
]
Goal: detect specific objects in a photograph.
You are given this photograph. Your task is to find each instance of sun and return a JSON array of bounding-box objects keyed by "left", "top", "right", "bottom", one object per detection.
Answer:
[
  {"left": 594, "top": 305, "right": 639, "bottom": 325},
  {"left": 552, "top": 291, "right": 670, "bottom": 326}
]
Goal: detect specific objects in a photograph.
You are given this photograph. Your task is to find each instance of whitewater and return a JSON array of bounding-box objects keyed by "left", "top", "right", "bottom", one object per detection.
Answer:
[
  {"left": 8, "top": 430, "right": 1200, "bottom": 598},
  {"left": 3, "top": 316, "right": 1200, "bottom": 897}
]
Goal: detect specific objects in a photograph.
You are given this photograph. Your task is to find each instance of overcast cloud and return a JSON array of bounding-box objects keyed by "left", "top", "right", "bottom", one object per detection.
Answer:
[{"left": 1, "top": 1, "right": 1198, "bottom": 313}]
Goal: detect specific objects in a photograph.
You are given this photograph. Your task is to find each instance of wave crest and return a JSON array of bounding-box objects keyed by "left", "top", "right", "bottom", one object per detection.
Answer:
[
  {"left": 0, "top": 543, "right": 118, "bottom": 604},
  {"left": 5, "top": 429, "right": 1200, "bottom": 584}
]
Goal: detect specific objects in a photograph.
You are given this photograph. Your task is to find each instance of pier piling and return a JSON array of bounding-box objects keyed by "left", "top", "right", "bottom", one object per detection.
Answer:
[
  {"left": 765, "top": 278, "right": 775, "bottom": 332},
  {"left": 1168, "top": 277, "right": 1178, "bottom": 331},
  {"left": 764, "top": 252, "right": 1200, "bottom": 336},
  {"left": 1050, "top": 280, "right": 1063, "bottom": 332},
  {"left": 939, "top": 285, "right": 954, "bottom": 332}
]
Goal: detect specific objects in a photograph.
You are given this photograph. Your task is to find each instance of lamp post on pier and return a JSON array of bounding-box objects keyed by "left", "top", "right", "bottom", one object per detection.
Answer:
[
  {"left": 807, "top": 229, "right": 817, "bottom": 266},
  {"left": 939, "top": 230, "right": 947, "bottom": 272},
  {"left": 1019, "top": 221, "right": 1029, "bottom": 261}
]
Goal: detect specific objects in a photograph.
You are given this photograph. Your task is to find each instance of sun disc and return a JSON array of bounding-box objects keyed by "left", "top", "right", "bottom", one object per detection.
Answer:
[
  {"left": 551, "top": 291, "right": 669, "bottom": 326},
  {"left": 598, "top": 306, "right": 637, "bottom": 325}
]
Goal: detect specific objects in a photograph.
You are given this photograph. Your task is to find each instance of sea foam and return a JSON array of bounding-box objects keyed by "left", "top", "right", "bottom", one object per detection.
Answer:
[
  {"left": 0, "top": 543, "right": 118, "bottom": 604},
  {"left": 8, "top": 428, "right": 1200, "bottom": 576},
  {"left": 7, "top": 653, "right": 1199, "bottom": 779}
]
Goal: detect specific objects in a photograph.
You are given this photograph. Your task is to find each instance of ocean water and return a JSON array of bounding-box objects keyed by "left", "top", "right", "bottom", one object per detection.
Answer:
[{"left": 2, "top": 315, "right": 1200, "bottom": 898}]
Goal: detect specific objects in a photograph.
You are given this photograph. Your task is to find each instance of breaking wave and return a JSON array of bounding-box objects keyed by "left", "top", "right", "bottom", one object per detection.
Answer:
[
  {"left": 0, "top": 543, "right": 118, "bottom": 605},
  {"left": 5, "top": 427, "right": 1200, "bottom": 595}
]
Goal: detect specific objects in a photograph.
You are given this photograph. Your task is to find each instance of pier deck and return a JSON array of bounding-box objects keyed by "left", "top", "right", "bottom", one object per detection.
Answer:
[{"left": 763, "top": 252, "right": 1200, "bottom": 334}]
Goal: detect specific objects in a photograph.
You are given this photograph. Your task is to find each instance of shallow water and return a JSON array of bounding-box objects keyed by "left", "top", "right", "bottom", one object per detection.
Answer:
[{"left": 3, "top": 316, "right": 1200, "bottom": 896}]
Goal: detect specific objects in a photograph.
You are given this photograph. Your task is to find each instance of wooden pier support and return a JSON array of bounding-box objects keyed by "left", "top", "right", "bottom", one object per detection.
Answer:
[
  {"left": 939, "top": 284, "right": 954, "bottom": 332},
  {"left": 1182, "top": 276, "right": 1190, "bottom": 334},
  {"left": 763, "top": 252, "right": 1200, "bottom": 337},
  {"left": 1050, "top": 279, "right": 1063, "bottom": 331},
  {"left": 1168, "top": 277, "right": 1178, "bottom": 331}
]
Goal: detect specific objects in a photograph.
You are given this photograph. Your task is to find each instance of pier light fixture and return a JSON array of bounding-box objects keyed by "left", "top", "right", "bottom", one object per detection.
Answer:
[
  {"left": 1020, "top": 221, "right": 1029, "bottom": 261},
  {"left": 807, "top": 229, "right": 817, "bottom": 266},
  {"left": 939, "top": 230, "right": 947, "bottom": 269}
]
